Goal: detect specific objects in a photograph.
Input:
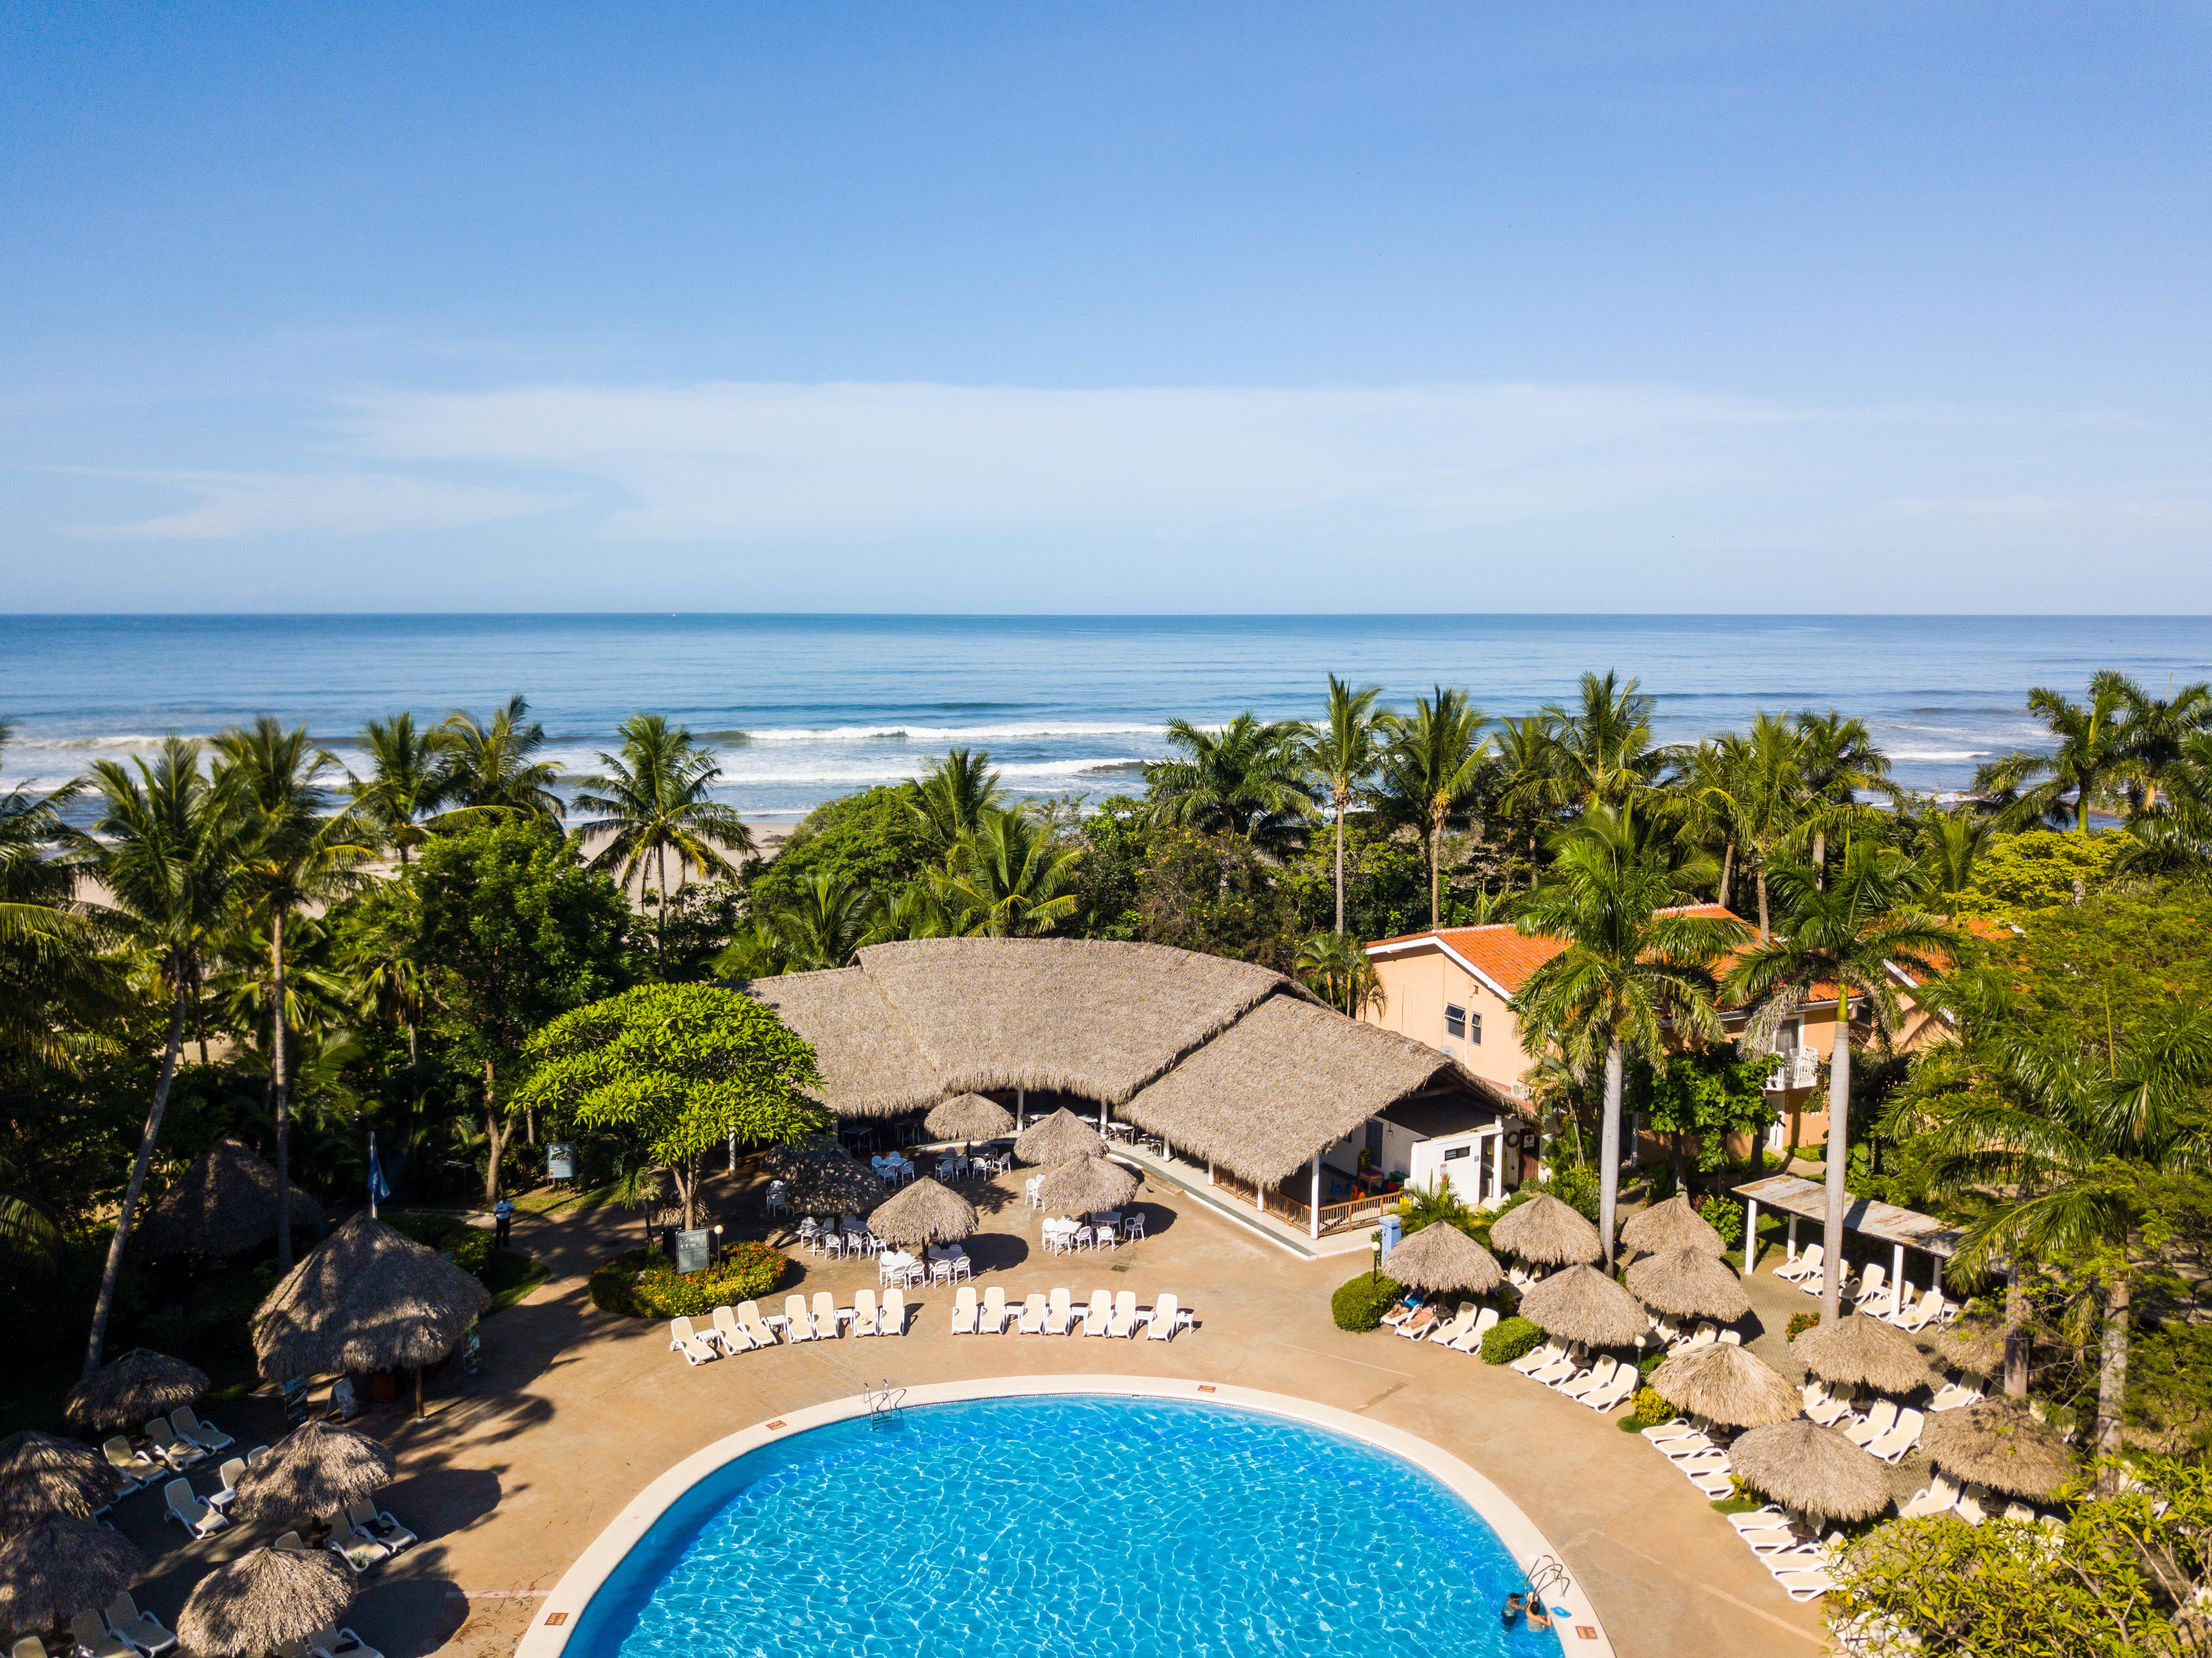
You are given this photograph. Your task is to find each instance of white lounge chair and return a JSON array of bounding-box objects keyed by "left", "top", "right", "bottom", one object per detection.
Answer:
[
  {"left": 669, "top": 1317, "right": 718, "bottom": 1365},
  {"left": 1530, "top": 1343, "right": 1585, "bottom": 1387},
  {"left": 103, "top": 1596, "right": 174, "bottom": 1658},
  {"left": 1018, "top": 1293, "right": 1047, "bottom": 1335},
  {"left": 812, "top": 1292, "right": 842, "bottom": 1338},
  {"left": 851, "top": 1288, "right": 880, "bottom": 1338},
  {"left": 709, "top": 1305, "right": 753, "bottom": 1354},
  {"left": 882, "top": 1285, "right": 908, "bottom": 1335},
  {"left": 1771, "top": 1568, "right": 1836, "bottom": 1602},
  {"left": 1684, "top": 1464, "right": 1737, "bottom": 1499},
  {"left": 784, "top": 1294, "right": 819, "bottom": 1342},
  {"left": 1380, "top": 1296, "right": 1425, "bottom": 1328},
  {"left": 1147, "top": 1293, "right": 1184, "bottom": 1340},
  {"left": 1450, "top": 1307, "right": 1499, "bottom": 1352},
  {"left": 1955, "top": 1484, "right": 1991, "bottom": 1525},
  {"left": 72, "top": 1613, "right": 135, "bottom": 1658},
  {"left": 170, "top": 1407, "right": 233, "bottom": 1454},
  {"left": 1044, "top": 1288, "right": 1074, "bottom": 1335},
  {"left": 1395, "top": 1304, "right": 1443, "bottom": 1341},
  {"left": 1108, "top": 1290, "right": 1139, "bottom": 1338},
  {"left": 1930, "top": 1371, "right": 1985, "bottom": 1412},
  {"left": 309, "top": 1628, "right": 383, "bottom": 1658},
  {"left": 326, "top": 1511, "right": 389, "bottom": 1575},
  {"left": 1673, "top": 1321, "right": 1718, "bottom": 1356},
  {"left": 162, "top": 1478, "right": 225, "bottom": 1539},
  {"left": 1642, "top": 1418, "right": 1697, "bottom": 1444},
  {"left": 1804, "top": 1382, "right": 1858, "bottom": 1428},
  {"left": 1851, "top": 1263, "right": 1887, "bottom": 1313},
  {"left": 1558, "top": 1356, "right": 1617, "bottom": 1401},
  {"left": 1868, "top": 1407, "right": 1925, "bottom": 1464},
  {"left": 981, "top": 1286, "right": 1011, "bottom": 1334},
  {"left": 345, "top": 1498, "right": 416, "bottom": 1552},
  {"left": 1725, "top": 1505, "right": 1790, "bottom": 1532},
  {"left": 1900, "top": 1472, "right": 1963, "bottom": 1520},
  {"left": 1844, "top": 1400, "right": 1899, "bottom": 1449},
  {"left": 736, "top": 1300, "right": 780, "bottom": 1347},
  {"left": 950, "top": 1286, "right": 978, "bottom": 1334},
  {"left": 101, "top": 1438, "right": 159, "bottom": 1494},
  {"left": 1737, "top": 1526, "right": 1811, "bottom": 1556},
  {"left": 204, "top": 1456, "right": 247, "bottom": 1512},
  {"left": 1582, "top": 1362, "right": 1638, "bottom": 1412},
  {"left": 1510, "top": 1339, "right": 1564, "bottom": 1376},
  {"left": 1650, "top": 1313, "right": 1682, "bottom": 1348},
  {"left": 1081, "top": 1289, "right": 1112, "bottom": 1335},
  {"left": 1427, "top": 1303, "right": 1478, "bottom": 1345},
  {"left": 1775, "top": 1244, "right": 1822, "bottom": 1282},
  {"left": 143, "top": 1419, "right": 204, "bottom": 1471}
]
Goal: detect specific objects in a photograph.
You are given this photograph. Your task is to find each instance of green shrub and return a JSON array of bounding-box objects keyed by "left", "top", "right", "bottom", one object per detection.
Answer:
[
  {"left": 383, "top": 1211, "right": 493, "bottom": 1280},
  {"left": 1697, "top": 1194, "right": 1745, "bottom": 1246},
  {"left": 588, "top": 1244, "right": 789, "bottom": 1319},
  {"left": 1331, "top": 1273, "right": 1405, "bottom": 1333},
  {"left": 1785, "top": 1310, "right": 1819, "bottom": 1341},
  {"left": 1481, "top": 1315, "right": 1544, "bottom": 1365},
  {"left": 1632, "top": 1385, "right": 1671, "bottom": 1425},
  {"left": 1547, "top": 1165, "right": 1602, "bottom": 1222}
]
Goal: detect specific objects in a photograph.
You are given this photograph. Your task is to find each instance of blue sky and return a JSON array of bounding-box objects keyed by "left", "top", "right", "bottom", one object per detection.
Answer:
[{"left": 2, "top": 4, "right": 2206, "bottom": 612}]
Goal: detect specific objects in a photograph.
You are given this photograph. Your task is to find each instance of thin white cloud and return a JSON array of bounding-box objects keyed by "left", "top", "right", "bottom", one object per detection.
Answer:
[
  {"left": 1886, "top": 494, "right": 2212, "bottom": 534},
  {"left": 71, "top": 470, "right": 573, "bottom": 539}
]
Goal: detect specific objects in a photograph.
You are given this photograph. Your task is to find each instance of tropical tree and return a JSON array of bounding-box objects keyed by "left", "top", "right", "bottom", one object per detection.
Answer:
[
  {"left": 934, "top": 807, "right": 1083, "bottom": 936},
  {"left": 2113, "top": 730, "right": 2212, "bottom": 878},
  {"left": 1491, "top": 714, "right": 1566, "bottom": 890},
  {"left": 1976, "top": 674, "right": 2134, "bottom": 832},
  {"left": 574, "top": 713, "right": 754, "bottom": 978},
  {"left": 216, "top": 717, "right": 374, "bottom": 1267},
  {"left": 1544, "top": 670, "right": 1662, "bottom": 809},
  {"left": 2110, "top": 673, "right": 2212, "bottom": 812},
  {"left": 904, "top": 749, "right": 1006, "bottom": 859},
  {"left": 1698, "top": 714, "right": 1812, "bottom": 938},
  {"left": 438, "top": 695, "right": 565, "bottom": 823},
  {"left": 1302, "top": 676, "right": 1384, "bottom": 934},
  {"left": 1294, "top": 930, "right": 1384, "bottom": 1017},
  {"left": 1912, "top": 805, "right": 1999, "bottom": 900},
  {"left": 347, "top": 713, "right": 446, "bottom": 866},
  {"left": 0, "top": 722, "right": 108, "bottom": 1075},
  {"left": 64, "top": 739, "right": 251, "bottom": 1375},
  {"left": 1144, "top": 714, "right": 1316, "bottom": 855},
  {"left": 763, "top": 873, "right": 878, "bottom": 970},
  {"left": 1794, "top": 710, "right": 1894, "bottom": 880},
  {"left": 1513, "top": 803, "right": 1745, "bottom": 1266},
  {"left": 1725, "top": 843, "right": 1961, "bottom": 1325},
  {"left": 1377, "top": 688, "right": 1490, "bottom": 929}
]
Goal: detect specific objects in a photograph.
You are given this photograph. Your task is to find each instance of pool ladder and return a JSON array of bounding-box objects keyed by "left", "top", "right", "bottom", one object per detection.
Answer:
[
  {"left": 863, "top": 1379, "right": 907, "bottom": 1430},
  {"left": 1526, "top": 1556, "right": 1573, "bottom": 1601}
]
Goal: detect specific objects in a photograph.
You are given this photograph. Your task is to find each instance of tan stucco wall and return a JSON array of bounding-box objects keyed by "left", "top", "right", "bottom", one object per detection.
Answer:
[{"left": 1365, "top": 944, "right": 1534, "bottom": 1096}]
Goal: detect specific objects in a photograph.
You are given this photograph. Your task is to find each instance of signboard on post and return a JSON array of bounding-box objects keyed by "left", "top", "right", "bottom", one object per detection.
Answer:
[
  {"left": 546, "top": 1142, "right": 575, "bottom": 1181},
  {"left": 673, "top": 1228, "right": 713, "bottom": 1274}
]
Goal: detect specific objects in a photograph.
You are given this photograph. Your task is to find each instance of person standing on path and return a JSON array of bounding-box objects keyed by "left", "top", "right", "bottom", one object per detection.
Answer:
[{"left": 493, "top": 1195, "right": 514, "bottom": 1249}]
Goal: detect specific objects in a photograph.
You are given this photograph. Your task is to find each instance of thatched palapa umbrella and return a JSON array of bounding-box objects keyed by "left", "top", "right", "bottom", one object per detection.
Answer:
[
  {"left": 1933, "top": 1312, "right": 2007, "bottom": 1381},
  {"left": 1792, "top": 1312, "right": 1931, "bottom": 1396},
  {"left": 0, "top": 1434, "right": 120, "bottom": 1538},
  {"left": 1620, "top": 1193, "right": 1727, "bottom": 1259},
  {"left": 63, "top": 1348, "right": 209, "bottom": 1433},
  {"left": 133, "top": 1138, "right": 323, "bottom": 1259},
  {"left": 1037, "top": 1154, "right": 1138, "bottom": 1217},
  {"left": 1489, "top": 1192, "right": 1602, "bottom": 1267},
  {"left": 866, "top": 1177, "right": 977, "bottom": 1249},
  {"left": 1727, "top": 1419, "right": 1892, "bottom": 1523},
  {"left": 1380, "top": 1223, "right": 1502, "bottom": 1296},
  {"left": 0, "top": 1518, "right": 141, "bottom": 1634},
  {"left": 176, "top": 1545, "right": 350, "bottom": 1658},
  {"left": 1649, "top": 1341, "right": 1801, "bottom": 1429},
  {"left": 762, "top": 1144, "right": 884, "bottom": 1215},
  {"left": 1013, "top": 1108, "right": 1103, "bottom": 1167},
  {"left": 251, "top": 1215, "right": 489, "bottom": 1418},
  {"left": 923, "top": 1093, "right": 1015, "bottom": 1142},
  {"left": 228, "top": 1423, "right": 393, "bottom": 1526},
  {"left": 1920, "top": 1399, "right": 2077, "bottom": 1501},
  {"left": 1625, "top": 1246, "right": 1752, "bottom": 1323},
  {"left": 1516, "top": 1264, "right": 1648, "bottom": 1348}
]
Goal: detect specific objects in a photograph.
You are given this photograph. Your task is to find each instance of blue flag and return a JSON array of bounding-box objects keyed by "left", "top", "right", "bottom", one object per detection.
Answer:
[{"left": 368, "top": 1135, "right": 392, "bottom": 1204}]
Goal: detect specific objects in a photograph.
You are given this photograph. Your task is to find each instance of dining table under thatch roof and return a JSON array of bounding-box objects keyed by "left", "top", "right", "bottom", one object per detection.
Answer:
[
  {"left": 922, "top": 1093, "right": 1015, "bottom": 1143},
  {"left": 228, "top": 1422, "right": 394, "bottom": 1526},
  {"left": 131, "top": 1137, "right": 323, "bottom": 1260},
  {"left": 63, "top": 1348, "right": 209, "bottom": 1434},
  {"left": 865, "top": 1177, "right": 977, "bottom": 1249},
  {"left": 762, "top": 1143, "right": 887, "bottom": 1215},
  {"left": 1791, "top": 1312, "right": 1932, "bottom": 1396},
  {"left": 1489, "top": 1192, "right": 1603, "bottom": 1267},
  {"left": 0, "top": 1518, "right": 141, "bottom": 1634},
  {"left": 1013, "top": 1107, "right": 1104, "bottom": 1167},
  {"left": 1381, "top": 1223, "right": 1503, "bottom": 1296},
  {"left": 1920, "top": 1398, "right": 2078, "bottom": 1501},
  {"left": 0, "top": 1434, "right": 120, "bottom": 1539},
  {"left": 1515, "top": 1263, "right": 1648, "bottom": 1348},
  {"left": 176, "top": 1545, "right": 351, "bottom": 1658},
  {"left": 1624, "top": 1246, "right": 1752, "bottom": 1323},
  {"left": 1037, "top": 1154, "right": 1139, "bottom": 1217},
  {"left": 1648, "top": 1340, "right": 1802, "bottom": 1429},
  {"left": 1620, "top": 1192, "right": 1727, "bottom": 1259},
  {"left": 251, "top": 1214, "right": 490, "bottom": 1391},
  {"left": 1727, "top": 1419, "right": 1892, "bottom": 1523}
]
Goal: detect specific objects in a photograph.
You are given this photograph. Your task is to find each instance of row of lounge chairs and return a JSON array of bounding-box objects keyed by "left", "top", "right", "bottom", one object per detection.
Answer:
[
  {"left": 1899, "top": 1471, "right": 2062, "bottom": 1528},
  {"left": 1393, "top": 1300, "right": 1500, "bottom": 1351},
  {"left": 1772, "top": 1249, "right": 1958, "bottom": 1332},
  {"left": 670, "top": 1289, "right": 915, "bottom": 1363},
  {"left": 1503, "top": 1337, "right": 1642, "bottom": 1412},
  {"left": 952, "top": 1286, "right": 1189, "bottom": 1339},
  {"left": 1798, "top": 1387, "right": 1926, "bottom": 1463},
  {"left": 1651, "top": 1316, "right": 1737, "bottom": 1357},
  {"left": 101, "top": 1409, "right": 234, "bottom": 1492},
  {"left": 14, "top": 1595, "right": 178, "bottom": 1658},
  {"left": 1642, "top": 1418, "right": 1839, "bottom": 1599}
]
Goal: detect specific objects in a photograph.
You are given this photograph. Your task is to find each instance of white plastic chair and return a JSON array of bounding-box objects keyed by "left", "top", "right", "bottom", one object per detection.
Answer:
[{"left": 1122, "top": 1212, "right": 1145, "bottom": 1241}]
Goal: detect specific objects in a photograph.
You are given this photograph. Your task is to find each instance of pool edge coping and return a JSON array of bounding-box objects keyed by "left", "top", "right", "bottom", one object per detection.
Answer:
[{"left": 512, "top": 1374, "right": 1616, "bottom": 1658}]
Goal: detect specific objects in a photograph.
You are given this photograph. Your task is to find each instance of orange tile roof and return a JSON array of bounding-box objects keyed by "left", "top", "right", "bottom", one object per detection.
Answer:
[{"left": 1368, "top": 905, "right": 1748, "bottom": 995}]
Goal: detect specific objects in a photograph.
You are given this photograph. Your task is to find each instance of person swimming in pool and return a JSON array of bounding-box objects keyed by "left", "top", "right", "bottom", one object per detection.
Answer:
[
  {"left": 1526, "top": 1599, "right": 1554, "bottom": 1631},
  {"left": 1501, "top": 1594, "right": 1524, "bottom": 1627}
]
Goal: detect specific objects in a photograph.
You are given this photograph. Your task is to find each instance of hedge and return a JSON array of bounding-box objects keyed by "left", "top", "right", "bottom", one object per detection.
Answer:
[
  {"left": 1331, "top": 1273, "right": 1405, "bottom": 1333},
  {"left": 588, "top": 1244, "right": 789, "bottom": 1319},
  {"left": 1632, "top": 1385, "right": 1671, "bottom": 1425},
  {"left": 383, "top": 1210, "right": 493, "bottom": 1280},
  {"left": 1480, "top": 1315, "right": 1544, "bottom": 1365}
]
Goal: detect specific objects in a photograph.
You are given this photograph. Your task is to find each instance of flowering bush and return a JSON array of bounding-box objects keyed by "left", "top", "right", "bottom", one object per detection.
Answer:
[{"left": 589, "top": 1243, "right": 789, "bottom": 1318}]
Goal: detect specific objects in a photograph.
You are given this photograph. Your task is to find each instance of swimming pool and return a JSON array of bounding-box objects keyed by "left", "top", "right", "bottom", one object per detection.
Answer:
[{"left": 563, "top": 1392, "right": 1572, "bottom": 1658}]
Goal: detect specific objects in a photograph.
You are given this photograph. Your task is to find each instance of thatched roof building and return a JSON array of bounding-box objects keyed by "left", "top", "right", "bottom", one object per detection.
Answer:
[
  {"left": 1038, "top": 1154, "right": 1139, "bottom": 1216},
  {"left": 866, "top": 1178, "right": 977, "bottom": 1248},
  {"left": 176, "top": 1546, "right": 351, "bottom": 1658},
  {"left": 762, "top": 1144, "right": 883, "bottom": 1215},
  {"left": 230, "top": 1423, "right": 394, "bottom": 1525},
  {"left": 1013, "top": 1108, "right": 1104, "bottom": 1167},
  {"left": 1620, "top": 1193, "right": 1726, "bottom": 1259},
  {"left": 1625, "top": 1246, "right": 1752, "bottom": 1323},
  {"left": 251, "top": 1215, "right": 490, "bottom": 1382},
  {"left": 1516, "top": 1264, "right": 1648, "bottom": 1347},
  {"left": 1382, "top": 1224, "right": 1502, "bottom": 1295},
  {"left": 1920, "top": 1399, "right": 2077, "bottom": 1500},
  {"left": 63, "top": 1349, "right": 208, "bottom": 1434},
  {"left": 923, "top": 1093, "right": 1014, "bottom": 1142},
  {"left": 0, "top": 1518, "right": 141, "bottom": 1634},
  {"left": 1792, "top": 1313, "right": 1932, "bottom": 1396},
  {"left": 1727, "top": 1420, "right": 1892, "bottom": 1523},
  {"left": 133, "top": 1138, "right": 323, "bottom": 1259},
  {"left": 0, "top": 1434, "right": 119, "bottom": 1538},
  {"left": 1490, "top": 1193, "right": 1603, "bottom": 1267},
  {"left": 1649, "top": 1341, "right": 1801, "bottom": 1428},
  {"left": 740, "top": 938, "right": 1524, "bottom": 1189}
]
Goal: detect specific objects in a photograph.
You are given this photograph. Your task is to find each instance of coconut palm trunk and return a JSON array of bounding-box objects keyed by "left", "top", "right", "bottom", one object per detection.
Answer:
[
  {"left": 1428, "top": 798, "right": 1446, "bottom": 928},
  {"left": 83, "top": 994, "right": 187, "bottom": 1376},
  {"left": 1822, "top": 1005, "right": 1851, "bottom": 1326},
  {"left": 1333, "top": 792, "right": 1348, "bottom": 934},
  {"left": 1600, "top": 1037, "right": 1623, "bottom": 1271},
  {"left": 2003, "top": 1262, "right": 2030, "bottom": 1399},
  {"left": 270, "top": 910, "right": 293, "bottom": 1269},
  {"left": 2096, "top": 1267, "right": 2130, "bottom": 1487}
]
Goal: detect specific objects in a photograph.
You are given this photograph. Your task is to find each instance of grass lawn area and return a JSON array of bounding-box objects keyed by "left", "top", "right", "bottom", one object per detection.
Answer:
[{"left": 483, "top": 1249, "right": 551, "bottom": 1316}]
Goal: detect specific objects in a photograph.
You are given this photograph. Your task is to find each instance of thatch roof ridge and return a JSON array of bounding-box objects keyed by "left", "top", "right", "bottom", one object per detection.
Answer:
[
  {"left": 1728, "top": 1419, "right": 1892, "bottom": 1523},
  {"left": 1382, "top": 1223, "right": 1503, "bottom": 1295},
  {"left": 1013, "top": 1107, "right": 1104, "bottom": 1167},
  {"left": 923, "top": 1093, "right": 1015, "bottom": 1141},
  {"left": 0, "top": 1434, "right": 120, "bottom": 1538},
  {"left": 1490, "top": 1192, "right": 1604, "bottom": 1266},
  {"left": 63, "top": 1349, "right": 208, "bottom": 1433},
  {"left": 1649, "top": 1341, "right": 1801, "bottom": 1428},
  {"left": 1919, "top": 1398, "right": 2077, "bottom": 1500},
  {"left": 1792, "top": 1312, "right": 1932, "bottom": 1395},
  {"left": 134, "top": 1137, "right": 324, "bottom": 1259},
  {"left": 1516, "top": 1263, "right": 1648, "bottom": 1347},
  {"left": 1621, "top": 1193, "right": 1727, "bottom": 1259},
  {"left": 251, "top": 1214, "right": 490, "bottom": 1382},
  {"left": 230, "top": 1423, "right": 394, "bottom": 1525},
  {"left": 738, "top": 967, "right": 937, "bottom": 1119},
  {"left": 176, "top": 1546, "right": 352, "bottom": 1657}
]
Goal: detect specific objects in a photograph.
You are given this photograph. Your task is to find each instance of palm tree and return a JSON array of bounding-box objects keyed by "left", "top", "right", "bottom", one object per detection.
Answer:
[
  {"left": 1975, "top": 675, "right": 2133, "bottom": 832},
  {"left": 215, "top": 718, "right": 375, "bottom": 1268},
  {"left": 766, "top": 875, "right": 877, "bottom": 970},
  {"left": 1793, "top": 710, "right": 1893, "bottom": 881},
  {"left": 1295, "top": 930, "right": 1384, "bottom": 1017},
  {"left": 933, "top": 807, "right": 1082, "bottom": 936},
  {"left": 437, "top": 695, "right": 565, "bottom": 823},
  {"left": 347, "top": 713, "right": 446, "bottom": 866},
  {"left": 1377, "top": 688, "right": 1490, "bottom": 929},
  {"left": 64, "top": 739, "right": 251, "bottom": 1375},
  {"left": 0, "top": 722, "right": 109, "bottom": 1075},
  {"left": 904, "top": 749, "right": 1006, "bottom": 859},
  {"left": 1698, "top": 714, "right": 1811, "bottom": 938},
  {"left": 1145, "top": 714, "right": 1316, "bottom": 855},
  {"left": 1491, "top": 715, "right": 1565, "bottom": 890},
  {"left": 1302, "top": 677, "right": 1384, "bottom": 932},
  {"left": 1912, "top": 805, "right": 1998, "bottom": 900},
  {"left": 2114, "top": 729, "right": 2212, "bottom": 878},
  {"left": 1926, "top": 1015, "right": 2212, "bottom": 1488},
  {"left": 1544, "top": 670, "right": 1661, "bottom": 809},
  {"left": 1512, "top": 803, "right": 1745, "bottom": 1268},
  {"left": 1726, "top": 843, "right": 1961, "bottom": 1325},
  {"left": 574, "top": 714, "right": 754, "bottom": 977},
  {"left": 2109, "top": 673, "right": 2212, "bottom": 812}
]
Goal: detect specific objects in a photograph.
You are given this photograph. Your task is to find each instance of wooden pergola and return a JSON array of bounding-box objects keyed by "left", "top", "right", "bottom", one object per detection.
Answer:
[{"left": 1731, "top": 1173, "right": 1966, "bottom": 1313}]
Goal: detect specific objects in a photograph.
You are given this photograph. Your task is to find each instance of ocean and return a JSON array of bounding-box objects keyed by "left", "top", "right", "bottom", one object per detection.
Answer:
[{"left": 3, "top": 614, "right": 2207, "bottom": 818}]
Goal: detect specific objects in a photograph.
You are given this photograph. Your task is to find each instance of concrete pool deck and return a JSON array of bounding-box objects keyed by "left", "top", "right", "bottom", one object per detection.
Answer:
[{"left": 109, "top": 1165, "right": 1830, "bottom": 1658}]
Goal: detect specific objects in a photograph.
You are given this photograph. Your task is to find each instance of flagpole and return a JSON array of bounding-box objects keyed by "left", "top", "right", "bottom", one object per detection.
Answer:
[{"left": 368, "top": 1130, "right": 380, "bottom": 1220}]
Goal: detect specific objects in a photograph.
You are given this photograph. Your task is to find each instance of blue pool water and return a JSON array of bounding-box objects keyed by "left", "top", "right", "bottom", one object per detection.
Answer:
[{"left": 568, "top": 1396, "right": 1567, "bottom": 1658}]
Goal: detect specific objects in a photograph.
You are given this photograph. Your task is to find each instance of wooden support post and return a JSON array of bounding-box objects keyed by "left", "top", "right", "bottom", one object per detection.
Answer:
[
  {"left": 1743, "top": 1198, "right": 1759, "bottom": 1282},
  {"left": 1891, "top": 1242, "right": 1907, "bottom": 1317},
  {"left": 1309, "top": 1154, "right": 1321, "bottom": 1239}
]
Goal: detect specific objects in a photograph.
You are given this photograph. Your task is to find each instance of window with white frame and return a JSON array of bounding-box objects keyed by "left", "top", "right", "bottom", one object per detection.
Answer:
[{"left": 1444, "top": 1003, "right": 1467, "bottom": 1040}]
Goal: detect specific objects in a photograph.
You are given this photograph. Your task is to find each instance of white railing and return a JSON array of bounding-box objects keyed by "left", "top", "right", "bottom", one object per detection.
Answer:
[{"left": 1765, "top": 1046, "right": 1820, "bottom": 1092}]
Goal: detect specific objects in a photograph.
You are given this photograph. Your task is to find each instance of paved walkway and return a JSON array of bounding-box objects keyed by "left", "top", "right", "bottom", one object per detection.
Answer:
[{"left": 112, "top": 1167, "right": 1831, "bottom": 1658}]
